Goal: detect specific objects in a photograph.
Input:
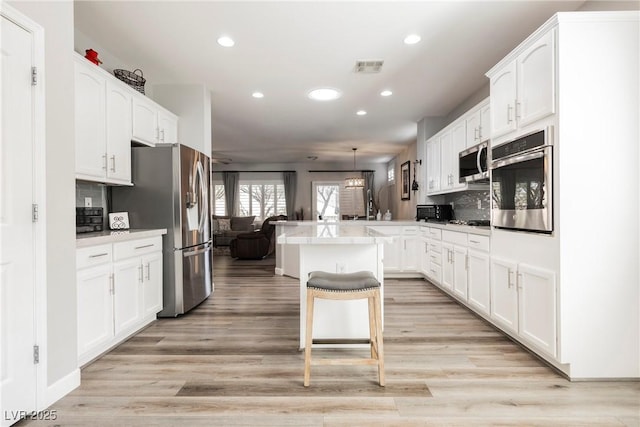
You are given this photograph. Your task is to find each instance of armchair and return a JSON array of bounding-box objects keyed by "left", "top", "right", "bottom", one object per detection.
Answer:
[{"left": 229, "top": 215, "right": 287, "bottom": 259}]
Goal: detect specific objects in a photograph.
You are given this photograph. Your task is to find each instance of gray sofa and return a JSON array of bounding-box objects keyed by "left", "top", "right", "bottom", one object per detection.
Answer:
[{"left": 212, "top": 215, "right": 256, "bottom": 246}]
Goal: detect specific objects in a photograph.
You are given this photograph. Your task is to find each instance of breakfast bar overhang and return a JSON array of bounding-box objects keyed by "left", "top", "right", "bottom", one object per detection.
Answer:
[{"left": 275, "top": 222, "right": 392, "bottom": 349}]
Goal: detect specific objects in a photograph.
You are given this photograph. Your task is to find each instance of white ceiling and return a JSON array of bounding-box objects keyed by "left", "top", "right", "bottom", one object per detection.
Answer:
[{"left": 74, "top": 1, "right": 588, "bottom": 164}]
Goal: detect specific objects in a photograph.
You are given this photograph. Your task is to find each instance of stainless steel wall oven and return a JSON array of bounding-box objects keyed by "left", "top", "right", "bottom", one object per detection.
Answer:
[{"left": 491, "top": 128, "right": 553, "bottom": 233}]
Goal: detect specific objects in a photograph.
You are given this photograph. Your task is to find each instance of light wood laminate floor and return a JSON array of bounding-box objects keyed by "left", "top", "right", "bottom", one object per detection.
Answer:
[{"left": 20, "top": 254, "right": 639, "bottom": 426}]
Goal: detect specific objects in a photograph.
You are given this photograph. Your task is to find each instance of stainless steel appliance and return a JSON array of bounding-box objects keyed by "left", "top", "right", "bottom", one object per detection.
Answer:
[
  {"left": 491, "top": 129, "right": 553, "bottom": 233},
  {"left": 112, "top": 144, "right": 213, "bottom": 316},
  {"left": 459, "top": 141, "right": 489, "bottom": 183},
  {"left": 416, "top": 204, "right": 454, "bottom": 222}
]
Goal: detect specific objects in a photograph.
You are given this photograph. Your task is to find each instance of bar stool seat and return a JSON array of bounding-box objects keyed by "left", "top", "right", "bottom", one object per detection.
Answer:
[{"left": 303, "top": 271, "right": 385, "bottom": 387}]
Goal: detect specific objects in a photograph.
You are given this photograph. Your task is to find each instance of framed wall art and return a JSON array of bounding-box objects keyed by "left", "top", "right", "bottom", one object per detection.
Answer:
[{"left": 401, "top": 160, "right": 410, "bottom": 200}]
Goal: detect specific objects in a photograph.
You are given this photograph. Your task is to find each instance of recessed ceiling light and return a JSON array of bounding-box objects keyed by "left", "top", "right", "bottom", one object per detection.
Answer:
[
  {"left": 308, "top": 88, "right": 342, "bottom": 101},
  {"left": 380, "top": 90, "right": 393, "bottom": 97},
  {"left": 404, "top": 34, "right": 421, "bottom": 45},
  {"left": 217, "top": 36, "right": 235, "bottom": 47},
  {"left": 252, "top": 92, "right": 264, "bottom": 98},
  {"left": 356, "top": 110, "right": 367, "bottom": 116}
]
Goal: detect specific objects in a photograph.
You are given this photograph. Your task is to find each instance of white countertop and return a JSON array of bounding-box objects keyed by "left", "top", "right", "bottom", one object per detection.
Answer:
[
  {"left": 276, "top": 224, "right": 393, "bottom": 245},
  {"left": 273, "top": 220, "right": 491, "bottom": 236},
  {"left": 76, "top": 228, "right": 167, "bottom": 248}
]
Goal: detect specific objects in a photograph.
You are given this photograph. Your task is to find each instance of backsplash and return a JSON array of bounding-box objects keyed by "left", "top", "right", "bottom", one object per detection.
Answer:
[
  {"left": 444, "top": 190, "right": 490, "bottom": 221},
  {"left": 75, "top": 181, "right": 107, "bottom": 208}
]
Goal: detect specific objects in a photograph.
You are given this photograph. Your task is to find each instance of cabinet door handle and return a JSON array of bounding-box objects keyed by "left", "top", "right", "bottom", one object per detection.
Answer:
[
  {"left": 508, "top": 269, "right": 514, "bottom": 288},
  {"left": 515, "top": 101, "right": 521, "bottom": 119},
  {"left": 138, "top": 265, "right": 143, "bottom": 283},
  {"left": 110, "top": 155, "right": 116, "bottom": 172},
  {"left": 135, "top": 244, "right": 155, "bottom": 250},
  {"left": 102, "top": 154, "right": 107, "bottom": 170},
  {"left": 89, "top": 252, "right": 109, "bottom": 258},
  {"left": 475, "top": 127, "right": 479, "bottom": 141},
  {"left": 160, "top": 129, "right": 165, "bottom": 142},
  {"left": 507, "top": 104, "right": 513, "bottom": 124},
  {"left": 517, "top": 272, "right": 523, "bottom": 289},
  {"left": 145, "top": 263, "right": 150, "bottom": 281},
  {"left": 465, "top": 254, "right": 469, "bottom": 270},
  {"left": 478, "top": 125, "right": 482, "bottom": 140},
  {"left": 109, "top": 273, "right": 114, "bottom": 295}
]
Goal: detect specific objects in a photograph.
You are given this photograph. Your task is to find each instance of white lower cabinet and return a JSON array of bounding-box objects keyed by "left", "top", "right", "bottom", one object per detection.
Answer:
[
  {"left": 368, "top": 226, "right": 419, "bottom": 275},
  {"left": 76, "top": 236, "right": 163, "bottom": 365},
  {"left": 490, "top": 257, "right": 557, "bottom": 357},
  {"left": 467, "top": 248, "right": 490, "bottom": 315}
]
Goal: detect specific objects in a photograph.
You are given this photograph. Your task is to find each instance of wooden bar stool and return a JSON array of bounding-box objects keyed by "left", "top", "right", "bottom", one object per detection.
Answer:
[{"left": 303, "top": 271, "right": 385, "bottom": 387}]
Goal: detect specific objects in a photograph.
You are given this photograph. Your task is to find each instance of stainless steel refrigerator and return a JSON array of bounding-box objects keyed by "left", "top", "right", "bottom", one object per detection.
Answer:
[{"left": 112, "top": 144, "right": 212, "bottom": 317}]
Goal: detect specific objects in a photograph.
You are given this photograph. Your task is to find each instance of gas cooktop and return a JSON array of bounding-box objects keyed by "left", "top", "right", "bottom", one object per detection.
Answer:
[{"left": 449, "top": 219, "right": 491, "bottom": 227}]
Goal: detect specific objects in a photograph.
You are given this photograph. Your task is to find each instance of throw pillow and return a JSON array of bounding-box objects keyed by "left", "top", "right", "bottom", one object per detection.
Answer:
[
  {"left": 231, "top": 215, "right": 256, "bottom": 231},
  {"left": 218, "top": 218, "right": 231, "bottom": 231}
]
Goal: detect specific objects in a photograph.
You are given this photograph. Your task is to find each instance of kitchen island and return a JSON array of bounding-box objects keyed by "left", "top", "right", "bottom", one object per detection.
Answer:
[{"left": 275, "top": 223, "right": 391, "bottom": 349}]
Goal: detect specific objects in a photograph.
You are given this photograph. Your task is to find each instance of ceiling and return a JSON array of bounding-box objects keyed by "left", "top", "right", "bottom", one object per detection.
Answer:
[{"left": 74, "top": 1, "right": 588, "bottom": 164}]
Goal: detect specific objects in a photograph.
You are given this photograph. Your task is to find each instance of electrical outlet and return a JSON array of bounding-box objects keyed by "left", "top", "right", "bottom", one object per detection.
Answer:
[
  {"left": 477, "top": 199, "right": 482, "bottom": 209},
  {"left": 84, "top": 197, "right": 92, "bottom": 208},
  {"left": 336, "top": 262, "right": 346, "bottom": 274}
]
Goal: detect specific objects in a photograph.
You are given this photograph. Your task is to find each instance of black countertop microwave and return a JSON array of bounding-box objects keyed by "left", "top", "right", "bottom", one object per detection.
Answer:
[{"left": 416, "top": 204, "right": 454, "bottom": 222}]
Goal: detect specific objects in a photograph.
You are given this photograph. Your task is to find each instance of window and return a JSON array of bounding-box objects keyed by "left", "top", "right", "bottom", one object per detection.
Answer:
[
  {"left": 387, "top": 163, "right": 395, "bottom": 183},
  {"left": 312, "top": 181, "right": 364, "bottom": 221},
  {"left": 212, "top": 183, "right": 226, "bottom": 215},
  {"left": 238, "top": 181, "right": 286, "bottom": 221}
]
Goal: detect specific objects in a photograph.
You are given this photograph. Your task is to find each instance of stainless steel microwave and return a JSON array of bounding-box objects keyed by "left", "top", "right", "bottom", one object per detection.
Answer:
[{"left": 459, "top": 141, "right": 489, "bottom": 183}]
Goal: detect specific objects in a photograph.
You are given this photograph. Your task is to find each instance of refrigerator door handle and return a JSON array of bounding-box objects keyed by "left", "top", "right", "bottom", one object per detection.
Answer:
[
  {"left": 183, "top": 243, "right": 211, "bottom": 258},
  {"left": 196, "top": 160, "right": 207, "bottom": 233}
]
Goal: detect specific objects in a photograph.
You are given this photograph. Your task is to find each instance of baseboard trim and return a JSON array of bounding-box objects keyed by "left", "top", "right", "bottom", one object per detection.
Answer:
[
  {"left": 43, "top": 368, "right": 80, "bottom": 408},
  {"left": 274, "top": 267, "right": 284, "bottom": 276}
]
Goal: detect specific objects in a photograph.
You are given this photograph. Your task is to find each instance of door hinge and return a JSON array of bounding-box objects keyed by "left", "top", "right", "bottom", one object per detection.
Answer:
[
  {"left": 32, "top": 204, "right": 39, "bottom": 222},
  {"left": 33, "top": 345, "right": 40, "bottom": 364},
  {"left": 31, "top": 67, "right": 38, "bottom": 86}
]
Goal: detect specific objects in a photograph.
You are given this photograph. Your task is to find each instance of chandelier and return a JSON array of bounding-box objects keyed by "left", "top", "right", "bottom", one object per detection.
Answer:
[{"left": 345, "top": 148, "right": 365, "bottom": 188}]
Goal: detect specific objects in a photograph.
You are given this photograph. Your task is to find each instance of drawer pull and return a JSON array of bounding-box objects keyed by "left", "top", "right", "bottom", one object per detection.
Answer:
[
  {"left": 469, "top": 239, "right": 480, "bottom": 244},
  {"left": 89, "top": 253, "right": 109, "bottom": 258},
  {"left": 134, "top": 244, "right": 155, "bottom": 250}
]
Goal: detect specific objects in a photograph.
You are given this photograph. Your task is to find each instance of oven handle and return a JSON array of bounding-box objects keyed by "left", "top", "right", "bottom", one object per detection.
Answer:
[
  {"left": 491, "top": 145, "right": 552, "bottom": 169},
  {"left": 476, "top": 147, "right": 483, "bottom": 175}
]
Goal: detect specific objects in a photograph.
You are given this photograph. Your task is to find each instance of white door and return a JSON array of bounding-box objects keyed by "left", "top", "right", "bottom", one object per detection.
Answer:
[
  {"left": 76, "top": 265, "right": 114, "bottom": 358},
  {"left": 452, "top": 245, "right": 468, "bottom": 300},
  {"left": 141, "top": 252, "right": 163, "bottom": 317},
  {"left": 517, "top": 29, "right": 556, "bottom": 127},
  {"left": 518, "top": 263, "right": 557, "bottom": 357},
  {"left": 467, "top": 249, "right": 490, "bottom": 315},
  {"left": 74, "top": 59, "right": 106, "bottom": 180},
  {"left": 441, "top": 243, "right": 454, "bottom": 291},
  {"left": 490, "top": 257, "right": 518, "bottom": 334},
  {"left": 489, "top": 60, "right": 517, "bottom": 139},
  {"left": 132, "top": 96, "right": 158, "bottom": 146},
  {"left": 1, "top": 14, "right": 37, "bottom": 424},
  {"left": 439, "top": 130, "right": 453, "bottom": 191},
  {"left": 157, "top": 110, "right": 178, "bottom": 145},
  {"left": 105, "top": 81, "right": 132, "bottom": 184},
  {"left": 312, "top": 182, "right": 340, "bottom": 221},
  {"left": 113, "top": 258, "right": 142, "bottom": 335}
]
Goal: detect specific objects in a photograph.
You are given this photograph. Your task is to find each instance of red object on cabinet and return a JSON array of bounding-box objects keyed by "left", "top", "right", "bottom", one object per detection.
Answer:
[{"left": 84, "top": 49, "right": 102, "bottom": 65}]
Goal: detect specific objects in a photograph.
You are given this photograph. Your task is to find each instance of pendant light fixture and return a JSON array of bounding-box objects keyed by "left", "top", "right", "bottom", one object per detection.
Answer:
[{"left": 345, "top": 148, "right": 365, "bottom": 188}]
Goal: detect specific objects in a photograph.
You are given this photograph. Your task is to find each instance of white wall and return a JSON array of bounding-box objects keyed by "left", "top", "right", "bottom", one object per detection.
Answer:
[{"left": 9, "top": 0, "right": 77, "bottom": 387}]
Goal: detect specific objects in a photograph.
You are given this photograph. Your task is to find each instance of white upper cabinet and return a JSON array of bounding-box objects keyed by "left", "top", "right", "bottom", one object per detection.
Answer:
[
  {"left": 425, "top": 137, "right": 441, "bottom": 194},
  {"left": 75, "top": 56, "right": 132, "bottom": 185},
  {"left": 425, "top": 98, "right": 490, "bottom": 196},
  {"left": 132, "top": 94, "right": 179, "bottom": 146},
  {"left": 466, "top": 100, "right": 491, "bottom": 146},
  {"left": 106, "top": 81, "right": 132, "bottom": 183},
  {"left": 488, "top": 28, "right": 556, "bottom": 140},
  {"left": 75, "top": 60, "right": 107, "bottom": 181}
]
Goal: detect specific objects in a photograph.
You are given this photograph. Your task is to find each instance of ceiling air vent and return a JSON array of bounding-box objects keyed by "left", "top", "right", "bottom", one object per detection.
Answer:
[{"left": 354, "top": 60, "right": 384, "bottom": 73}]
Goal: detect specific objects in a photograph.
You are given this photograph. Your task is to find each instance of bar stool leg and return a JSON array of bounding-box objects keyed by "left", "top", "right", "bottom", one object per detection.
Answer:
[
  {"left": 303, "top": 289, "right": 315, "bottom": 387},
  {"left": 374, "top": 289, "right": 385, "bottom": 386},
  {"left": 367, "top": 296, "right": 377, "bottom": 360}
]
